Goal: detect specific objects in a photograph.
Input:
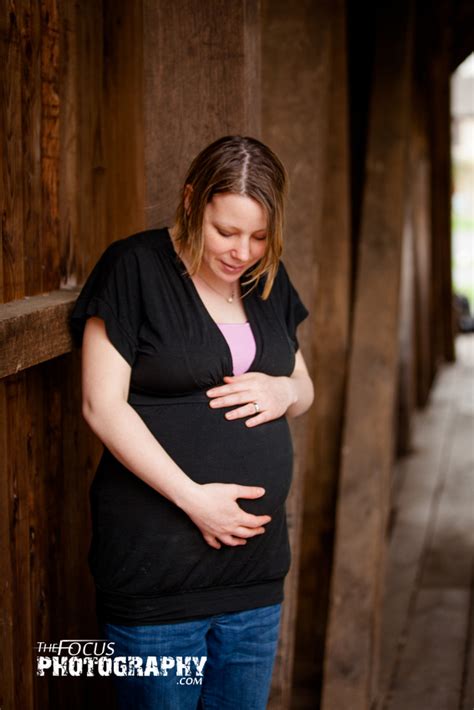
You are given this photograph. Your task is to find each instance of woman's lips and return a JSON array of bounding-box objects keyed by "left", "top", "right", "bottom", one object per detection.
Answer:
[{"left": 220, "top": 260, "right": 246, "bottom": 274}]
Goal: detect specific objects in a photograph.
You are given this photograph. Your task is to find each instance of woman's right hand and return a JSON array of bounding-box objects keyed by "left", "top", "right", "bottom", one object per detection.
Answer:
[{"left": 179, "top": 482, "right": 272, "bottom": 549}]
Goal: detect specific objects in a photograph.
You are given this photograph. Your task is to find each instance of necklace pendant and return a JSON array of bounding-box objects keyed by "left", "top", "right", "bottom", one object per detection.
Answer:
[{"left": 227, "top": 296, "right": 233, "bottom": 303}]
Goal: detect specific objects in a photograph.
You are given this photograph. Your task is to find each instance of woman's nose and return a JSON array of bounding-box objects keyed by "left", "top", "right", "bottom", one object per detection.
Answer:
[{"left": 232, "top": 238, "right": 250, "bottom": 262}]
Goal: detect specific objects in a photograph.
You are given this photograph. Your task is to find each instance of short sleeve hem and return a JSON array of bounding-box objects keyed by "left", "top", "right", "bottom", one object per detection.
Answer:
[
  {"left": 69, "top": 243, "right": 143, "bottom": 367},
  {"left": 72, "top": 296, "right": 137, "bottom": 366}
]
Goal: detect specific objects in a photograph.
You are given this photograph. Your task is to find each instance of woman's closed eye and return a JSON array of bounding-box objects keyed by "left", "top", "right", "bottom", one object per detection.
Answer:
[{"left": 218, "top": 229, "right": 266, "bottom": 242}]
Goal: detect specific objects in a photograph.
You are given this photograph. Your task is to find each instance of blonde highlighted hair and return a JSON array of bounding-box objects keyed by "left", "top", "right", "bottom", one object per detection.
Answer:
[{"left": 171, "top": 135, "right": 288, "bottom": 300}]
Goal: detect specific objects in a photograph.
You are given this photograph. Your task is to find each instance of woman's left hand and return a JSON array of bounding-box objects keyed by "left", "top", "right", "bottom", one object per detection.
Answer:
[{"left": 206, "top": 373, "right": 296, "bottom": 427}]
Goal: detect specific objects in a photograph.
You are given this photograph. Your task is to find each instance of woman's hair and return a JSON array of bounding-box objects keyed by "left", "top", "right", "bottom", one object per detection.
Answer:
[{"left": 172, "top": 135, "right": 288, "bottom": 299}]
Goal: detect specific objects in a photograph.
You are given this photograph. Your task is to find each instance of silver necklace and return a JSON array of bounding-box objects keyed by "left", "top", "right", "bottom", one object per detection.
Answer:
[{"left": 195, "top": 272, "right": 238, "bottom": 303}]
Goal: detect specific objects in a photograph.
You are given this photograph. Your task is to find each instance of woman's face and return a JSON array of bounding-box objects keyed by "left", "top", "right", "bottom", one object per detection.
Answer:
[{"left": 198, "top": 192, "right": 268, "bottom": 285}]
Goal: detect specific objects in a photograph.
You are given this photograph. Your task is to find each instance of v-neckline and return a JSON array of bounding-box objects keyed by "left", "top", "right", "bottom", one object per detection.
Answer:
[{"left": 165, "top": 227, "right": 261, "bottom": 375}]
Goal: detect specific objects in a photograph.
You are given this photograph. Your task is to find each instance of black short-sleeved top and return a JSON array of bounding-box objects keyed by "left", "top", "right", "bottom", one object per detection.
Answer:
[{"left": 70, "top": 227, "right": 309, "bottom": 625}]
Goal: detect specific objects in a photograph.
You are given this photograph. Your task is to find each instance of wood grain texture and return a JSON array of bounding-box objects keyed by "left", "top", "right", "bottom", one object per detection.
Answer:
[
  {"left": 261, "top": 0, "right": 330, "bottom": 704},
  {"left": 261, "top": 0, "right": 351, "bottom": 706},
  {"left": 321, "top": 3, "right": 414, "bottom": 709},
  {"left": 427, "top": 0, "right": 455, "bottom": 370},
  {"left": 143, "top": 0, "right": 261, "bottom": 228},
  {"left": 0, "top": 381, "right": 15, "bottom": 710},
  {"left": 411, "top": 1, "right": 433, "bottom": 408},
  {"left": 40, "top": 0, "right": 61, "bottom": 292},
  {"left": 6, "top": 374, "right": 35, "bottom": 708},
  {"left": 377, "top": 356, "right": 458, "bottom": 702},
  {"left": 25, "top": 366, "right": 50, "bottom": 710},
  {"left": 21, "top": 0, "right": 43, "bottom": 296},
  {"left": 1, "top": 2, "right": 25, "bottom": 301},
  {"left": 396, "top": 202, "right": 416, "bottom": 455},
  {"left": 0, "top": 288, "right": 78, "bottom": 378},
  {"left": 277, "top": 0, "right": 351, "bottom": 703},
  {"left": 58, "top": 0, "right": 80, "bottom": 288},
  {"left": 102, "top": 0, "right": 145, "bottom": 241}
]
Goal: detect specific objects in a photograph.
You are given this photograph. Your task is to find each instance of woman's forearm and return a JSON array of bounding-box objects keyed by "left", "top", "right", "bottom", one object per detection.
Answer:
[
  {"left": 285, "top": 372, "right": 314, "bottom": 418},
  {"left": 83, "top": 401, "right": 199, "bottom": 510}
]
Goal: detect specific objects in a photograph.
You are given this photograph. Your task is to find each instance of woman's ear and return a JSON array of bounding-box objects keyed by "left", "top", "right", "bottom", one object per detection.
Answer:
[{"left": 184, "top": 184, "right": 193, "bottom": 214}]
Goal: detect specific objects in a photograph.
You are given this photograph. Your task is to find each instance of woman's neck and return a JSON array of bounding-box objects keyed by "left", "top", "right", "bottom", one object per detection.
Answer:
[{"left": 168, "top": 226, "right": 241, "bottom": 300}]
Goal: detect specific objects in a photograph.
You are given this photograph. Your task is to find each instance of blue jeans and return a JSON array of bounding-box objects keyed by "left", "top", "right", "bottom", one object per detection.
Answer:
[{"left": 101, "top": 603, "right": 282, "bottom": 710}]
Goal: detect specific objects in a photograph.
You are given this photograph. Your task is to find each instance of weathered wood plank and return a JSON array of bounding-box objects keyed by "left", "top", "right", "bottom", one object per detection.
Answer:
[
  {"left": 261, "top": 0, "right": 334, "bottom": 706},
  {"left": 378, "top": 351, "right": 459, "bottom": 700},
  {"left": 21, "top": 0, "right": 43, "bottom": 296},
  {"left": 421, "top": 412, "right": 474, "bottom": 589},
  {"left": 40, "top": 0, "right": 61, "bottom": 292},
  {"left": 411, "top": 13, "right": 433, "bottom": 407},
  {"left": 0, "top": 381, "right": 15, "bottom": 710},
  {"left": 78, "top": 0, "right": 107, "bottom": 280},
  {"left": 395, "top": 206, "right": 416, "bottom": 455},
  {"left": 321, "top": 3, "right": 414, "bottom": 709},
  {"left": 385, "top": 337, "right": 474, "bottom": 709},
  {"left": 1, "top": 2, "right": 25, "bottom": 301},
  {"left": 102, "top": 0, "right": 145, "bottom": 240},
  {"left": 59, "top": 0, "right": 80, "bottom": 289},
  {"left": 142, "top": 0, "right": 261, "bottom": 228},
  {"left": 25, "top": 367, "right": 50, "bottom": 710},
  {"left": 6, "top": 374, "right": 34, "bottom": 708},
  {"left": 413, "top": 155, "right": 433, "bottom": 407},
  {"left": 0, "top": 288, "right": 78, "bottom": 378},
  {"left": 279, "top": 0, "right": 351, "bottom": 703},
  {"left": 427, "top": 0, "right": 455, "bottom": 370},
  {"left": 388, "top": 589, "right": 468, "bottom": 710},
  {"left": 40, "top": 355, "right": 68, "bottom": 709},
  {"left": 461, "top": 565, "right": 474, "bottom": 710}
]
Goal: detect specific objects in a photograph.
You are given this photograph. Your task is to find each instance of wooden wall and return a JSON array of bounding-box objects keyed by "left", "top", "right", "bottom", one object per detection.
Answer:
[
  {"left": 320, "top": 2, "right": 458, "bottom": 709},
  {"left": 0, "top": 1, "right": 459, "bottom": 709},
  {"left": 1, "top": 1, "right": 264, "bottom": 707},
  {"left": 261, "top": 1, "right": 351, "bottom": 707}
]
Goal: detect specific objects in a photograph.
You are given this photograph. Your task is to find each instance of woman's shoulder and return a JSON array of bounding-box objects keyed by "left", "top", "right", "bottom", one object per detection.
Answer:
[{"left": 101, "top": 227, "right": 170, "bottom": 263}]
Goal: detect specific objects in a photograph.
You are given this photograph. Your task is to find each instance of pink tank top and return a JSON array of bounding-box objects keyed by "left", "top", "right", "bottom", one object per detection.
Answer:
[{"left": 216, "top": 322, "right": 257, "bottom": 375}]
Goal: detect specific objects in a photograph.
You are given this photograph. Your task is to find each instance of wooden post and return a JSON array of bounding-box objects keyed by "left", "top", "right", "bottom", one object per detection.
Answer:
[
  {"left": 142, "top": 0, "right": 261, "bottom": 228},
  {"left": 261, "top": 0, "right": 333, "bottom": 705},
  {"left": 427, "top": 0, "right": 455, "bottom": 371},
  {"left": 322, "top": 3, "right": 414, "bottom": 709}
]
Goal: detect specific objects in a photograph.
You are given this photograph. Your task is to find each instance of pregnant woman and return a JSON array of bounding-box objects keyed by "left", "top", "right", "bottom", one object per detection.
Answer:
[{"left": 70, "top": 135, "right": 314, "bottom": 709}]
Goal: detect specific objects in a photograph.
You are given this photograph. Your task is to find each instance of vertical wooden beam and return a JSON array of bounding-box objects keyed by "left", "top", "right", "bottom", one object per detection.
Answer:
[
  {"left": 300, "top": 0, "right": 351, "bottom": 695},
  {"left": 102, "top": 0, "right": 145, "bottom": 241},
  {"left": 262, "top": 0, "right": 351, "bottom": 705},
  {"left": 25, "top": 368, "right": 50, "bottom": 710},
  {"left": 0, "top": 381, "right": 14, "bottom": 710},
  {"left": 396, "top": 201, "right": 416, "bottom": 455},
  {"left": 322, "top": 3, "right": 414, "bottom": 709},
  {"left": 60, "top": 0, "right": 109, "bottom": 288},
  {"left": 21, "top": 0, "right": 43, "bottom": 296},
  {"left": 410, "top": 6, "right": 434, "bottom": 408},
  {"left": 0, "top": 2, "right": 25, "bottom": 301},
  {"left": 142, "top": 0, "right": 261, "bottom": 228},
  {"left": 40, "top": 0, "right": 60, "bottom": 291},
  {"left": 59, "top": 0, "right": 80, "bottom": 288},
  {"left": 428, "top": 0, "right": 455, "bottom": 371},
  {"left": 6, "top": 374, "right": 34, "bottom": 709}
]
